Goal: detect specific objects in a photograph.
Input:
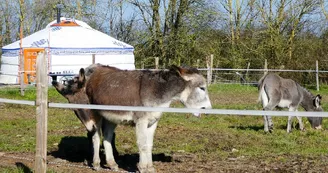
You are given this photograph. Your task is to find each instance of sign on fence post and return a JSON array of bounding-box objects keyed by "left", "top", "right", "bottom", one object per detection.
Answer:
[{"left": 35, "top": 52, "right": 48, "bottom": 173}]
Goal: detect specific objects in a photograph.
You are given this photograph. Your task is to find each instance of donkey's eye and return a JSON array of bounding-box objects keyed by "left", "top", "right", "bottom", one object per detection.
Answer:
[{"left": 199, "top": 87, "right": 206, "bottom": 91}]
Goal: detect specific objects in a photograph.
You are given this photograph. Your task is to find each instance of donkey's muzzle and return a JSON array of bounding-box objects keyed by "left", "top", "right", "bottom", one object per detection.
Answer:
[{"left": 314, "top": 125, "right": 322, "bottom": 130}]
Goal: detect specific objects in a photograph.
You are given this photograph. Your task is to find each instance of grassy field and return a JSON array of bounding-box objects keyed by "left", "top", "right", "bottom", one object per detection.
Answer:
[{"left": 1, "top": 84, "right": 328, "bottom": 172}]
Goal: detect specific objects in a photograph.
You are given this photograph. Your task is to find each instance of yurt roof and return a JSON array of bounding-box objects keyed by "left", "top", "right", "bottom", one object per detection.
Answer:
[{"left": 2, "top": 17, "right": 134, "bottom": 57}]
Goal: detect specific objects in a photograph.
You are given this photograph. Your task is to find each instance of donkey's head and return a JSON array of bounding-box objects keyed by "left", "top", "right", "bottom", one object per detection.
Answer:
[
  {"left": 51, "top": 64, "right": 102, "bottom": 101},
  {"left": 51, "top": 68, "right": 87, "bottom": 102},
  {"left": 307, "top": 94, "right": 323, "bottom": 129},
  {"left": 171, "top": 65, "right": 212, "bottom": 116}
]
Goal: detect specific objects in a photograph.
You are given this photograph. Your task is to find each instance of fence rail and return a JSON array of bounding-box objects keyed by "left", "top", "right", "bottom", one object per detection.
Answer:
[
  {"left": 46, "top": 102, "right": 328, "bottom": 117},
  {"left": 0, "top": 97, "right": 326, "bottom": 118}
]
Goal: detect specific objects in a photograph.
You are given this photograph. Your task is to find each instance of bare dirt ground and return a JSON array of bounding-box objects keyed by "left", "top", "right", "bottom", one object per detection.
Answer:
[{"left": 1, "top": 151, "right": 328, "bottom": 173}]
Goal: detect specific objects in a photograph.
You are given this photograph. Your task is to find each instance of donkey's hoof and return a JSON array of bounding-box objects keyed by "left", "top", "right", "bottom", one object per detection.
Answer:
[
  {"left": 137, "top": 163, "right": 148, "bottom": 173},
  {"left": 92, "top": 163, "right": 101, "bottom": 171},
  {"left": 264, "top": 129, "right": 273, "bottom": 133},
  {"left": 107, "top": 162, "right": 119, "bottom": 171},
  {"left": 83, "top": 159, "right": 88, "bottom": 166},
  {"left": 147, "top": 166, "right": 156, "bottom": 173},
  {"left": 137, "top": 164, "right": 156, "bottom": 173},
  {"left": 92, "top": 166, "right": 100, "bottom": 171}
]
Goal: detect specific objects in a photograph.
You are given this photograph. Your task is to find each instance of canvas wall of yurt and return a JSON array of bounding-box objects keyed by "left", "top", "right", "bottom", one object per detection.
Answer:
[{"left": 0, "top": 17, "right": 135, "bottom": 84}]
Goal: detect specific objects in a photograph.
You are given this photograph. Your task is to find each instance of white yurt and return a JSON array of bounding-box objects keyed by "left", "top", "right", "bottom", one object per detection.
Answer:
[{"left": 0, "top": 17, "right": 135, "bottom": 84}]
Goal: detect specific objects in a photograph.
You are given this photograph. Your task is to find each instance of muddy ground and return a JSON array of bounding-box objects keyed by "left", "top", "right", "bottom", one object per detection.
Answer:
[{"left": 1, "top": 150, "right": 328, "bottom": 173}]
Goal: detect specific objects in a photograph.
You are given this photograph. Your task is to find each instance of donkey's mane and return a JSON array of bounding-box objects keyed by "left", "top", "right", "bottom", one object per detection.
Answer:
[{"left": 297, "top": 83, "right": 315, "bottom": 99}]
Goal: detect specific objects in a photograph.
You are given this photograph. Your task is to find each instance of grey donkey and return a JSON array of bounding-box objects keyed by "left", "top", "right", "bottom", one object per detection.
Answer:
[{"left": 258, "top": 73, "right": 323, "bottom": 133}]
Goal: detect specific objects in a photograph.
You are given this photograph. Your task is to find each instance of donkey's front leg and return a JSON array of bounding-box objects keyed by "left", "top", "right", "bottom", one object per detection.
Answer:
[
  {"left": 92, "top": 128, "right": 101, "bottom": 170},
  {"left": 287, "top": 107, "right": 299, "bottom": 133},
  {"left": 145, "top": 121, "right": 158, "bottom": 173},
  {"left": 102, "top": 120, "right": 119, "bottom": 171},
  {"left": 136, "top": 119, "right": 158, "bottom": 173},
  {"left": 287, "top": 116, "right": 294, "bottom": 133},
  {"left": 294, "top": 108, "right": 304, "bottom": 131}
]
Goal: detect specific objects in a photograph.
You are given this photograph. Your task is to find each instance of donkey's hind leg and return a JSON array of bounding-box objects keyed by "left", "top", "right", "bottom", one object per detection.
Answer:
[
  {"left": 261, "top": 91, "right": 272, "bottom": 132},
  {"left": 102, "top": 120, "right": 118, "bottom": 171},
  {"left": 263, "top": 115, "right": 270, "bottom": 132},
  {"left": 261, "top": 87, "right": 278, "bottom": 133},
  {"left": 263, "top": 106, "right": 276, "bottom": 133}
]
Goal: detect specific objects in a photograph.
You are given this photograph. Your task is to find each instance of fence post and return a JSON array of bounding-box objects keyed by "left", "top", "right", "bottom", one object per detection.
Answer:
[
  {"left": 141, "top": 62, "right": 144, "bottom": 69},
  {"left": 35, "top": 52, "right": 48, "bottom": 173},
  {"left": 206, "top": 55, "right": 213, "bottom": 85},
  {"left": 155, "top": 57, "right": 159, "bottom": 69},
  {"left": 20, "top": 71, "right": 25, "bottom": 96},
  {"left": 196, "top": 59, "right": 200, "bottom": 69},
  {"left": 316, "top": 60, "right": 319, "bottom": 91},
  {"left": 245, "top": 62, "right": 250, "bottom": 81},
  {"left": 19, "top": 50, "right": 24, "bottom": 96},
  {"left": 264, "top": 59, "right": 268, "bottom": 75},
  {"left": 92, "top": 54, "right": 95, "bottom": 64}
]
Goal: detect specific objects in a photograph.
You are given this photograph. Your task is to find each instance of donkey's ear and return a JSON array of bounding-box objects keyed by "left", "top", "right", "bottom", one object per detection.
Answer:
[
  {"left": 170, "top": 65, "right": 188, "bottom": 76},
  {"left": 170, "top": 65, "right": 181, "bottom": 75},
  {"left": 78, "top": 68, "right": 86, "bottom": 83},
  {"left": 314, "top": 94, "right": 322, "bottom": 108}
]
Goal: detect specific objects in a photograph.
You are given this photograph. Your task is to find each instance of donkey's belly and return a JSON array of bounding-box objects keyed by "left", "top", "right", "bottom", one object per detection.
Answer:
[
  {"left": 99, "top": 110, "right": 163, "bottom": 126},
  {"left": 278, "top": 99, "right": 292, "bottom": 108},
  {"left": 100, "top": 111, "right": 134, "bottom": 125}
]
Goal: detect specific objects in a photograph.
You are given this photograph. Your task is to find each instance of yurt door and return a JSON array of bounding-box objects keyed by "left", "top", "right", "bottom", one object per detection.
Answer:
[{"left": 23, "top": 48, "right": 45, "bottom": 84}]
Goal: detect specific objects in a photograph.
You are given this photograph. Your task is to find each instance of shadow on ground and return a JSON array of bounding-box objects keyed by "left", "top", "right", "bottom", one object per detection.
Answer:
[
  {"left": 15, "top": 162, "right": 32, "bottom": 173},
  {"left": 228, "top": 125, "right": 263, "bottom": 131},
  {"left": 49, "top": 136, "right": 172, "bottom": 172},
  {"left": 229, "top": 124, "right": 302, "bottom": 132}
]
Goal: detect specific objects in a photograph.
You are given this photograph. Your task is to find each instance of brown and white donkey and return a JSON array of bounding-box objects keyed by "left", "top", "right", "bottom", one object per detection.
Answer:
[{"left": 85, "top": 64, "right": 212, "bottom": 173}]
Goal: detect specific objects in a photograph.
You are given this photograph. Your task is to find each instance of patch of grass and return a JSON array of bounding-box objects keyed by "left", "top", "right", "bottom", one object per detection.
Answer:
[
  {"left": 0, "top": 86, "right": 66, "bottom": 102},
  {"left": 0, "top": 166, "right": 57, "bottom": 173},
  {"left": 0, "top": 167, "right": 27, "bottom": 173}
]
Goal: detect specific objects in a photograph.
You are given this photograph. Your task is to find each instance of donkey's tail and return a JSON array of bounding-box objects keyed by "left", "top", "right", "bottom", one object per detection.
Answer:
[
  {"left": 257, "top": 73, "right": 269, "bottom": 103},
  {"left": 257, "top": 73, "right": 268, "bottom": 91}
]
